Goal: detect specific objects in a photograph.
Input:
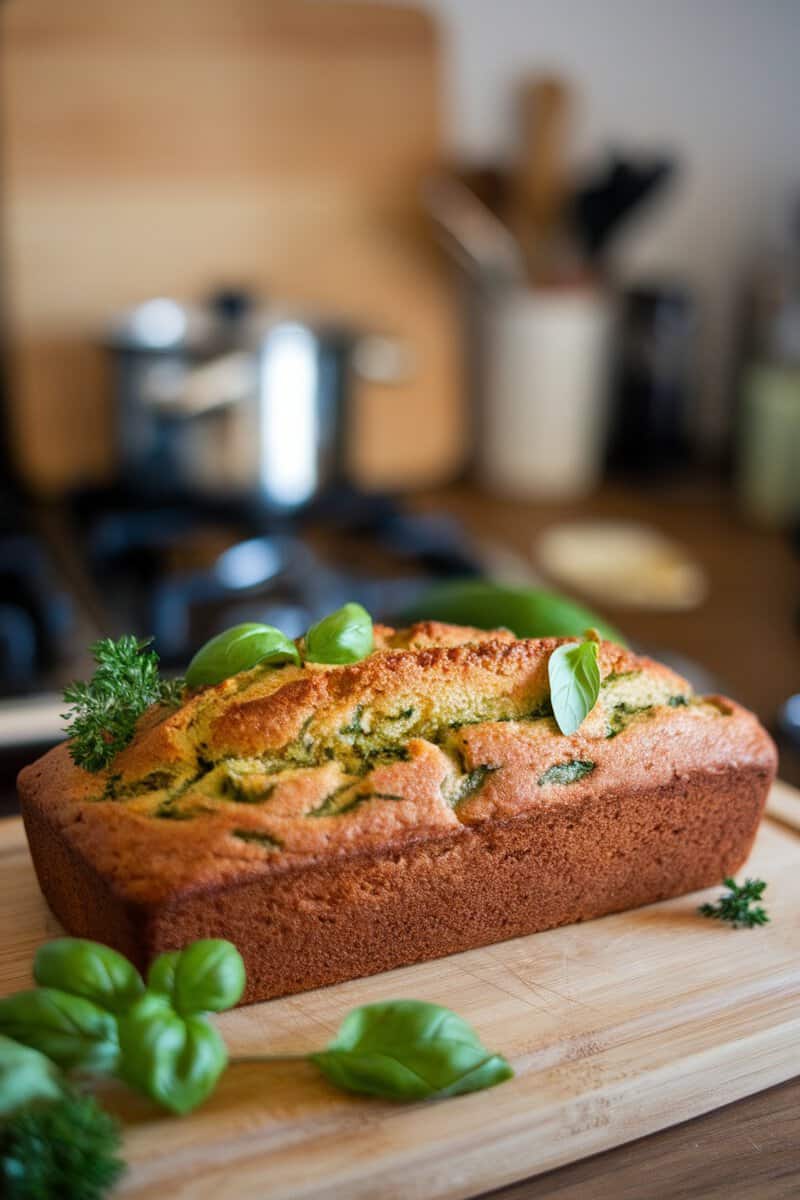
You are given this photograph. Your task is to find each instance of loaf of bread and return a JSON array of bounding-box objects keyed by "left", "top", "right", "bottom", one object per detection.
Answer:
[{"left": 18, "top": 623, "right": 776, "bottom": 1003}]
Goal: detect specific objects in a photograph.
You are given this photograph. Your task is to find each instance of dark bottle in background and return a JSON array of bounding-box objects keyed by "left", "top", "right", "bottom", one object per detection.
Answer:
[{"left": 606, "top": 284, "right": 694, "bottom": 478}]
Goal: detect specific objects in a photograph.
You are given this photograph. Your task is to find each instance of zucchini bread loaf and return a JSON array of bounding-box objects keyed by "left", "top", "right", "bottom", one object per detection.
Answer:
[{"left": 18, "top": 623, "right": 776, "bottom": 1003}]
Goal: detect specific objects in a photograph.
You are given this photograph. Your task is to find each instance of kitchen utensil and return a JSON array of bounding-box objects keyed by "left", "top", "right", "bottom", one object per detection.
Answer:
[
  {"left": 422, "top": 172, "right": 525, "bottom": 287},
  {"left": 2, "top": 791, "right": 798, "bottom": 1195},
  {"left": 106, "top": 294, "right": 412, "bottom": 512},
  {"left": 573, "top": 155, "right": 675, "bottom": 260},
  {"left": 478, "top": 283, "right": 614, "bottom": 500},
  {"left": 508, "top": 75, "right": 572, "bottom": 277}
]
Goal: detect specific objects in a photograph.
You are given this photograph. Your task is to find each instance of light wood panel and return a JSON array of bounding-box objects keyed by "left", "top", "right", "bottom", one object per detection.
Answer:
[
  {"left": 1, "top": 784, "right": 799, "bottom": 1199},
  {"left": 0, "top": 0, "right": 462, "bottom": 493}
]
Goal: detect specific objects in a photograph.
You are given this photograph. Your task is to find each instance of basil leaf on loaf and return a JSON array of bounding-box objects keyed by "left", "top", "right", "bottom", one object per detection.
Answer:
[{"left": 548, "top": 640, "right": 601, "bottom": 736}]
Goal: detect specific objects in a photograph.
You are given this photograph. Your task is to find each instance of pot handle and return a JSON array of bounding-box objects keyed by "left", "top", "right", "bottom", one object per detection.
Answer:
[{"left": 144, "top": 351, "right": 256, "bottom": 418}]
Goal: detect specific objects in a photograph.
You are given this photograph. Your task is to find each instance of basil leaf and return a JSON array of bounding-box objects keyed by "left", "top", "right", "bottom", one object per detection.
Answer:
[
  {"left": 548, "top": 640, "right": 601, "bottom": 736},
  {"left": 538, "top": 759, "right": 595, "bottom": 786},
  {"left": 311, "top": 999, "right": 513, "bottom": 1102},
  {"left": 34, "top": 938, "right": 145, "bottom": 1015},
  {"left": 117, "top": 993, "right": 227, "bottom": 1114},
  {"left": 304, "top": 603, "right": 374, "bottom": 666},
  {"left": 147, "top": 951, "right": 181, "bottom": 1000},
  {"left": 186, "top": 623, "right": 300, "bottom": 688},
  {"left": 0, "top": 1035, "right": 64, "bottom": 1117},
  {"left": 148, "top": 940, "right": 246, "bottom": 1015},
  {"left": 0, "top": 989, "right": 119, "bottom": 1074}
]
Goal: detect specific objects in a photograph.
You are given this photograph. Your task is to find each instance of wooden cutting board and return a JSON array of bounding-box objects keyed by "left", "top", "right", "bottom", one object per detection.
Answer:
[{"left": 2, "top": 784, "right": 799, "bottom": 1200}]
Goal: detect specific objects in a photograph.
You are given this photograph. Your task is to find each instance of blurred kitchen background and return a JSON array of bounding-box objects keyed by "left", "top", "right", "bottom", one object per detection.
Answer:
[{"left": 1, "top": 0, "right": 799, "bottom": 808}]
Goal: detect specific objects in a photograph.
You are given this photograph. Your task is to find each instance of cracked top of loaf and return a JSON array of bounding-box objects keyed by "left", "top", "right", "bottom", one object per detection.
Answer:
[{"left": 17, "top": 622, "right": 776, "bottom": 904}]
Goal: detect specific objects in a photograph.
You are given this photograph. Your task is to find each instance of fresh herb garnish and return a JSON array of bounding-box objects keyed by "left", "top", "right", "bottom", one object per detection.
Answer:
[
  {"left": 547, "top": 636, "right": 601, "bottom": 736},
  {"left": 0, "top": 937, "right": 513, "bottom": 1124},
  {"left": 699, "top": 877, "right": 770, "bottom": 928},
  {"left": 0, "top": 1035, "right": 125, "bottom": 1199},
  {"left": 62, "top": 637, "right": 183, "bottom": 773},
  {"left": 0, "top": 1090, "right": 125, "bottom": 1200},
  {"left": 34, "top": 938, "right": 145, "bottom": 1016},
  {"left": 0, "top": 1037, "right": 63, "bottom": 1118},
  {"left": 0, "top": 938, "right": 244, "bottom": 1115},
  {"left": 304, "top": 602, "right": 374, "bottom": 665},
  {"left": 185, "top": 623, "right": 300, "bottom": 688},
  {"left": 311, "top": 1000, "right": 513, "bottom": 1101},
  {"left": 0, "top": 989, "right": 120, "bottom": 1075},
  {"left": 538, "top": 760, "right": 595, "bottom": 786}
]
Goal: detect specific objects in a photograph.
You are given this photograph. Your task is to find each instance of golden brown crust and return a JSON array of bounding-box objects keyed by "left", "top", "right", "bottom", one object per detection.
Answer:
[{"left": 17, "top": 622, "right": 777, "bottom": 1000}]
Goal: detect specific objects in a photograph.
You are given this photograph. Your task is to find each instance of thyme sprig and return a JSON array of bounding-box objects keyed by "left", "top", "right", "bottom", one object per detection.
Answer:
[
  {"left": 699, "top": 877, "right": 770, "bottom": 929},
  {"left": 62, "top": 637, "right": 183, "bottom": 773}
]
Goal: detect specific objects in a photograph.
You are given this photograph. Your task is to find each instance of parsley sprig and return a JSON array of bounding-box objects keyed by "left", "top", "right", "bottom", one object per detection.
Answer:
[
  {"left": 699, "top": 877, "right": 769, "bottom": 929},
  {"left": 62, "top": 637, "right": 183, "bottom": 773},
  {"left": 0, "top": 1090, "right": 124, "bottom": 1200}
]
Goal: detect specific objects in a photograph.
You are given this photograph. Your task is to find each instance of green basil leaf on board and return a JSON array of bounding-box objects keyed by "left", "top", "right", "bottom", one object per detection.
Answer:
[
  {"left": 117, "top": 993, "right": 227, "bottom": 1115},
  {"left": 397, "top": 581, "right": 625, "bottom": 645},
  {"left": 148, "top": 940, "right": 246, "bottom": 1015},
  {"left": 0, "top": 1035, "right": 64, "bottom": 1117},
  {"left": 186, "top": 623, "right": 301, "bottom": 688},
  {"left": 548, "top": 640, "right": 601, "bottom": 736},
  {"left": 0, "top": 990, "right": 119, "bottom": 1074},
  {"left": 33, "top": 938, "right": 145, "bottom": 1015},
  {"left": 311, "top": 1000, "right": 513, "bottom": 1101},
  {"left": 304, "top": 603, "right": 374, "bottom": 665}
]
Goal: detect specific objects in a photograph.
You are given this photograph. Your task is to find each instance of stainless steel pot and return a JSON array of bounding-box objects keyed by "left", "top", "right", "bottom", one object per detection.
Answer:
[{"left": 106, "top": 292, "right": 411, "bottom": 511}]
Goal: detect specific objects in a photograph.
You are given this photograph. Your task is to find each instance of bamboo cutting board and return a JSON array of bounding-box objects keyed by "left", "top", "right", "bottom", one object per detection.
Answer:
[{"left": 1, "top": 785, "right": 799, "bottom": 1199}]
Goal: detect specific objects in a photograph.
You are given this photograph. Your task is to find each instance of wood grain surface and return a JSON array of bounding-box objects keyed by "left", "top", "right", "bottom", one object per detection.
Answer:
[
  {"left": 487, "top": 1076, "right": 800, "bottom": 1200},
  {"left": 0, "top": 0, "right": 462, "bottom": 494},
  {"left": 1, "top": 784, "right": 798, "bottom": 1199}
]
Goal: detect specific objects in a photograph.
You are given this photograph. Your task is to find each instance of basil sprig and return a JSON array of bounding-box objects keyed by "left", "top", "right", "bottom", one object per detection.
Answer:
[
  {"left": 0, "top": 938, "right": 244, "bottom": 1115},
  {"left": 147, "top": 939, "right": 246, "bottom": 1015},
  {"left": 311, "top": 1000, "right": 513, "bottom": 1101},
  {"left": 0, "top": 990, "right": 120, "bottom": 1075},
  {"left": 184, "top": 603, "right": 375, "bottom": 687},
  {"left": 0, "top": 1036, "right": 64, "bottom": 1117},
  {"left": 548, "top": 637, "right": 601, "bottom": 736},
  {"left": 304, "top": 602, "right": 374, "bottom": 665},
  {"left": 117, "top": 994, "right": 228, "bottom": 1116},
  {"left": 34, "top": 938, "right": 145, "bottom": 1015},
  {"left": 0, "top": 938, "right": 512, "bottom": 1119},
  {"left": 186, "top": 623, "right": 300, "bottom": 688}
]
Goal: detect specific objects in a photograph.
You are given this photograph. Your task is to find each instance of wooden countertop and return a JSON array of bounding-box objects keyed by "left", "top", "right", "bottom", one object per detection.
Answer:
[{"left": 415, "top": 481, "right": 800, "bottom": 1199}]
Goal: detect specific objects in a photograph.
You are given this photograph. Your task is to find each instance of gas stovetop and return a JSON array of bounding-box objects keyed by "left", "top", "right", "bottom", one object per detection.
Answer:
[
  {"left": 2, "top": 485, "right": 484, "bottom": 693},
  {"left": 67, "top": 485, "right": 483, "bottom": 668},
  {"left": 0, "top": 485, "right": 486, "bottom": 812},
  {"left": 0, "top": 491, "right": 74, "bottom": 698}
]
